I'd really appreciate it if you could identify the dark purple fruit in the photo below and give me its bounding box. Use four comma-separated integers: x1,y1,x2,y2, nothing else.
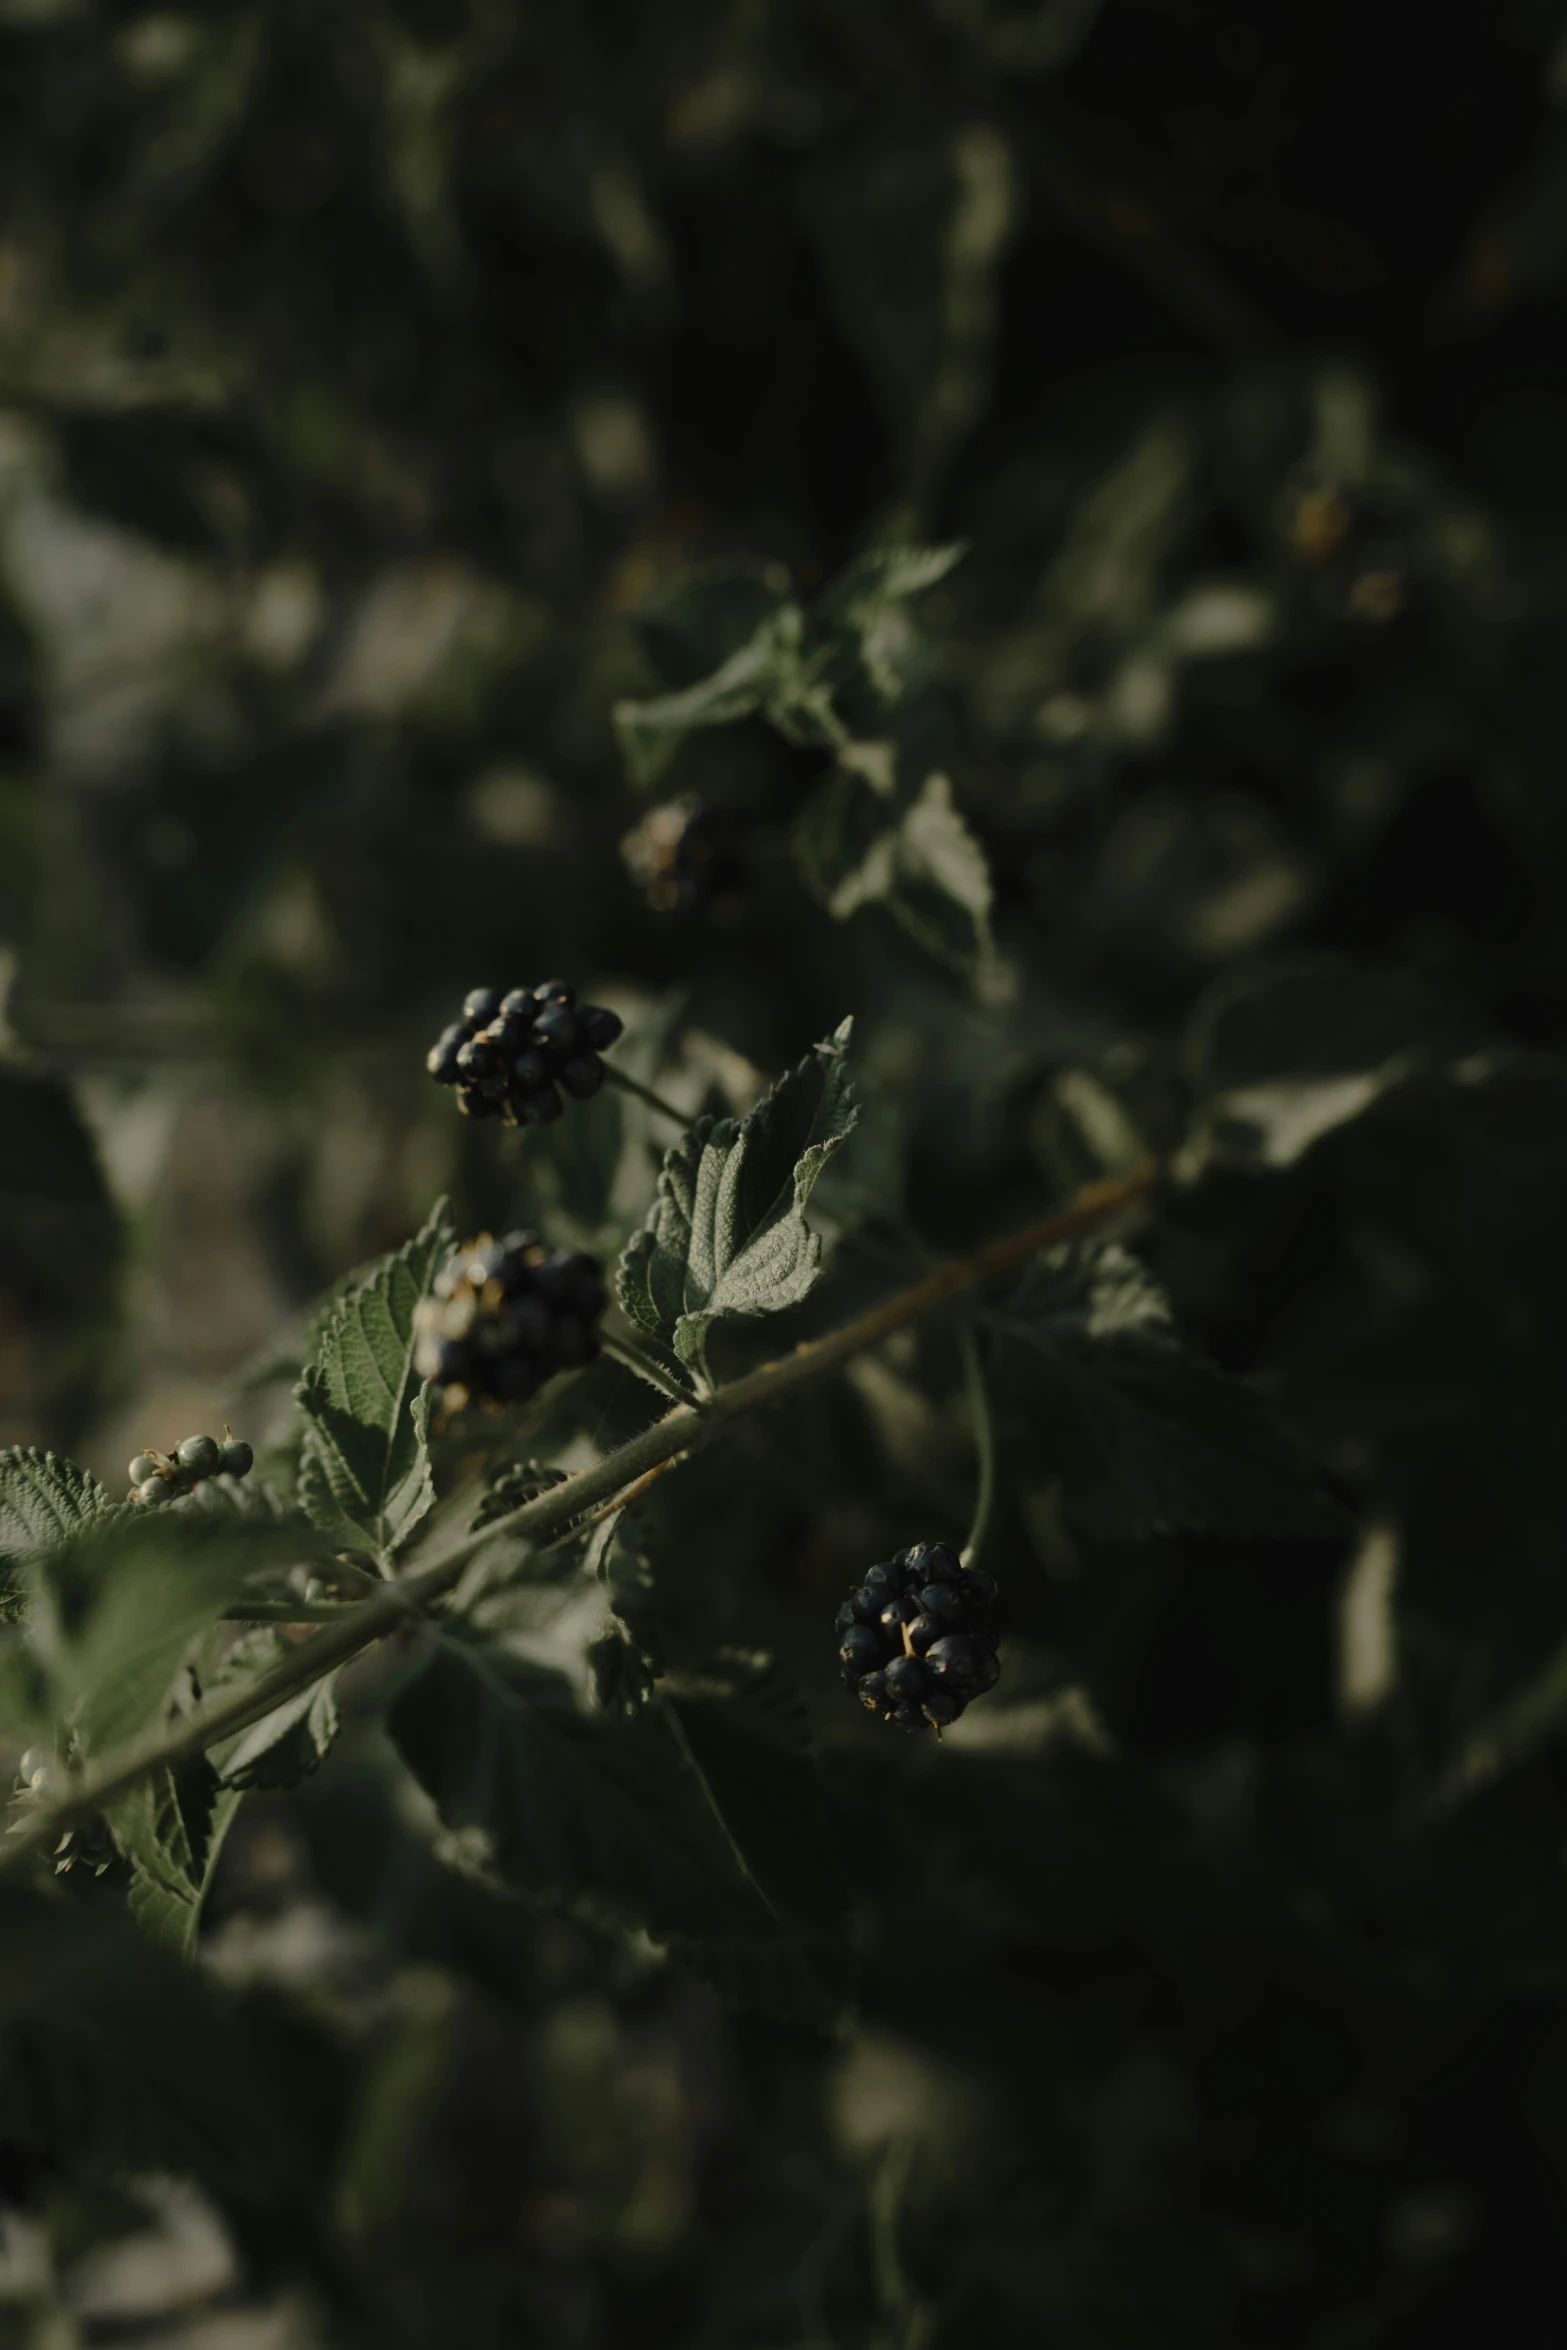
533,978,575,1005
560,1053,605,1099
427,1023,467,1082
919,1584,964,1629
857,1670,891,1713
922,1691,963,1727
884,1654,928,1703
905,1612,941,1654
904,1541,961,1586
463,988,502,1026
839,1625,886,1676
580,1005,623,1050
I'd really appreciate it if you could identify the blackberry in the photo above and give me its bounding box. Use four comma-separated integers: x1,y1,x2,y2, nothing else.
426,1023,467,1083
413,1229,607,1411
620,794,747,916
835,1541,1001,1733
425,982,627,1131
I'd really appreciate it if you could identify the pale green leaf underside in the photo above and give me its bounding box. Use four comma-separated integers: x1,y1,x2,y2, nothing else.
616,1022,858,1383
799,769,993,973
112,1763,241,1960
297,1196,454,1558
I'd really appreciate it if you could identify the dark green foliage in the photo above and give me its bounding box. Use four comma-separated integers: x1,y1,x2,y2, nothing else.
5,4,1567,2343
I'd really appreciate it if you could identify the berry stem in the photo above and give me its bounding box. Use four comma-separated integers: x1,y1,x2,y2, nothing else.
602,1062,690,1126
958,1322,997,1572
599,1328,696,1406
0,1161,1156,1880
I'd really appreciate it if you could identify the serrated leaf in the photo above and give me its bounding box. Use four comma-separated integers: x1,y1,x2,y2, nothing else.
110,1759,241,1959
0,1448,123,1620
388,1628,771,1939
26,1511,330,1761
296,1197,454,1560
994,1242,1343,1541
799,768,993,973
613,604,808,789
0,1448,122,1559
616,1023,859,1385
205,1628,342,1791
665,1654,851,1948
388,1628,851,2018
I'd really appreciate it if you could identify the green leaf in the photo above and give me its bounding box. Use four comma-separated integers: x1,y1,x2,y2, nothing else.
993,1242,1344,1541
296,1197,454,1560
613,603,811,789
616,1023,859,1385
388,1627,771,1939
1180,954,1491,1173
0,1883,305,2195
110,1759,241,1959
26,1510,329,1761
799,767,993,974
205,1628,342,1791
0,1448,123,1619
388,1628,852,2017
665,1653,851,1949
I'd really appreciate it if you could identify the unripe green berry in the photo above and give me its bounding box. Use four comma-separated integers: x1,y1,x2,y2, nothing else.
177,1434,222,1477
217,1439,254,1479
128,1452,160,1486
136,1476,174,1506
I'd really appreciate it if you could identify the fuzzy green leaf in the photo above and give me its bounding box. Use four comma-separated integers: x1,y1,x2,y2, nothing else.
799,767,993,973
0,1448,123,1621
27,1512,328,1761
206,1628,342,1791
389,1628,851,2018
995,1242,1344,1541
110,1759,241,1959
296,1197,454,1560
616,1022,858,1384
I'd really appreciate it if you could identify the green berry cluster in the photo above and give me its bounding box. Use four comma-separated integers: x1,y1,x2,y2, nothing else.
127,1426,253,1506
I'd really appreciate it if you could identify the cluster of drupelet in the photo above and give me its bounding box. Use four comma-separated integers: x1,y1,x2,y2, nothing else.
412,1231,608,1409
838,1541,1000,1732
127,1429,253,1506
426,981,623,1126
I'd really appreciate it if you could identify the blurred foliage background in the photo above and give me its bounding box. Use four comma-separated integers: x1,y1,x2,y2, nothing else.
8,0,1567,2343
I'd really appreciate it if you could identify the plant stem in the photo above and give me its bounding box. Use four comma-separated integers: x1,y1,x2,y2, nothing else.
603,1062,690,1126
0,1160,1157,1879
221,1602,360,1622
958,1322,996,1572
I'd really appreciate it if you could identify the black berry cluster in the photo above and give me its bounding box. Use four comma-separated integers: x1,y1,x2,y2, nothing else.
620,794,747,916
837,1541,1000,1733
128,1427,253,1506
426,981,624,1126
413,1231,607,1409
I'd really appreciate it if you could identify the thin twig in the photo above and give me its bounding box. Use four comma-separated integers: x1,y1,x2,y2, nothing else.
536,1452,690,1555
0,1160,1158,1878
221,1601,360,1623
602,1062,691,1126
958,1323,997,1573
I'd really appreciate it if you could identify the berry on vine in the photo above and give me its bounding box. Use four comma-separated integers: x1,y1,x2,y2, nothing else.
413,1230,607,1411
834,1543,1001,1734
425,983,625,1131
128,1425,253,1502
